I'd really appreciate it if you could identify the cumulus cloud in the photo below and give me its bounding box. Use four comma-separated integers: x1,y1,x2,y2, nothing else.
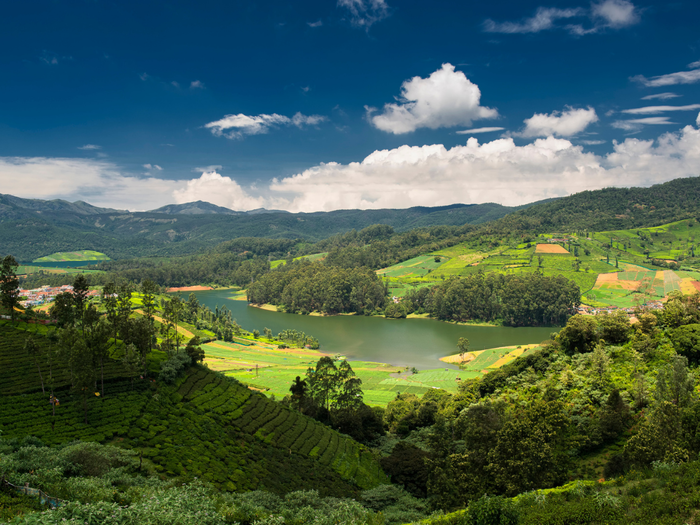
78,144,101,150
190,80,204,89
143,164,163,171
307,20,323,27
697,112,700,127
0,157,179,211
269,125,700,211
484,0,639,35
641,93,680,101
456,127,506,135
172,170,264,210
632,61,700,87
518,107,598,138
337,0,389,29
204,112,326,139
622,104,700,115
368,63,498,134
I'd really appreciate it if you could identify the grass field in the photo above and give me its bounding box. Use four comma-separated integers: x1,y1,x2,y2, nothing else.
377,255,446,278
270,252,328,269
33,250,110,262
202,338,474,405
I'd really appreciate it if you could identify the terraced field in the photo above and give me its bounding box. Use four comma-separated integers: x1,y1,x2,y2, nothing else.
0,323,387,493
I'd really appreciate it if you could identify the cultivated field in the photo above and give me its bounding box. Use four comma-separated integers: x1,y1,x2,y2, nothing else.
33,250,110,262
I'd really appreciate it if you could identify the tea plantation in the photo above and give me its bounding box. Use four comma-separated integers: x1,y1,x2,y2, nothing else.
0,323,387,496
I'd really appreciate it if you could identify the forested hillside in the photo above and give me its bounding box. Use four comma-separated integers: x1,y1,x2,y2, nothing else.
0,193,520,261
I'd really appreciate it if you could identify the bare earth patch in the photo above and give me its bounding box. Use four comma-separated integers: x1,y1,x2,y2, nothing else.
166,285,214,292
535,243,569,254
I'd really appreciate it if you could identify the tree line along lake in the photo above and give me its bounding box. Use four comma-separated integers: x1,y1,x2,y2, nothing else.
187,289,557,370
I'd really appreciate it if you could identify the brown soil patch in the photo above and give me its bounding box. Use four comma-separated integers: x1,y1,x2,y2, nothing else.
535,243,569,254
167,285,214,292
596,273,619,283
693,281,700,292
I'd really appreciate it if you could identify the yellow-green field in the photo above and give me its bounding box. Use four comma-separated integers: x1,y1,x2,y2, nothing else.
33,250,110,262
202,338,544,406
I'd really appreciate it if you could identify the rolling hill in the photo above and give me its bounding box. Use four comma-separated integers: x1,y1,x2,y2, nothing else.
0,194,527,261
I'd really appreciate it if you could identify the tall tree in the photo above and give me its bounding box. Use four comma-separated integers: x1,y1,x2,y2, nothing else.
24,336,45,394
140,279,158,354
0,255,20,322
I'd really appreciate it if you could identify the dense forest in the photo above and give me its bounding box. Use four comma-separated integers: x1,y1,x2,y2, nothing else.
247,262,388,315
400,272,580,326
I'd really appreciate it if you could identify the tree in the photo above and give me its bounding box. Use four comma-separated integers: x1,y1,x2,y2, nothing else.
140,279,158,354
101,282,119,347
185,336,205,363
306,356,338,412
289,376,307,411
556,314,599,354
122,343,143,389
457,337,470,364
0,255,20,322
487,399,572,496
334,360,363,411
24,336,45,394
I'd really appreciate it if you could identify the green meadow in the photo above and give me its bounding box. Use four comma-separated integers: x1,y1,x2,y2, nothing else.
33,250,111,262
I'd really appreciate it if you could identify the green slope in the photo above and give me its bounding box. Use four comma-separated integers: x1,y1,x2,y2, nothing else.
0,323,387,494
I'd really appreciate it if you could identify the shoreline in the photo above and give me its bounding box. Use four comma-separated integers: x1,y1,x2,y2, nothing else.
167,285,214,292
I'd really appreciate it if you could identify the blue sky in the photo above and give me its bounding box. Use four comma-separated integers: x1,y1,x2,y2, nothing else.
1,0,699,212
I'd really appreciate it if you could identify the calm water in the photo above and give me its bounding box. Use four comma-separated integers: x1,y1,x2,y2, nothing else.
183,289,557,370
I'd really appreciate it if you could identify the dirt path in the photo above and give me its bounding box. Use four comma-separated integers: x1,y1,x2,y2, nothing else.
135,310,195,339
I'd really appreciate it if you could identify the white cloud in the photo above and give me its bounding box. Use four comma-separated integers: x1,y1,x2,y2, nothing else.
0,157,179,211
632,64,700,87
697,112,700,127
77,144,101,150
143,164,163,171
173,170,264,210
456,127,506,134
337,0,389,29
171,81,180,88
579,140,606,145
484,0,639,35
592,0,639,28
611,116,676,131
484,7,583,34
307,20,323,27
518,107,598,137
4,125,700,213
190,80,205,89
368,63,498,134
204,112,326,139
139,73,149,81
622,104,700,115
641,93,680,101
269,125,700,211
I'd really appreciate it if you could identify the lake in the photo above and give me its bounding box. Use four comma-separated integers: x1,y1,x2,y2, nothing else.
184,289,558,370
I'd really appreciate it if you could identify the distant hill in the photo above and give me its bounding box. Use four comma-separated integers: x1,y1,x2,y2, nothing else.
149,201,291,215
0,194,526,260
149,200,240,215
500,176,700,233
